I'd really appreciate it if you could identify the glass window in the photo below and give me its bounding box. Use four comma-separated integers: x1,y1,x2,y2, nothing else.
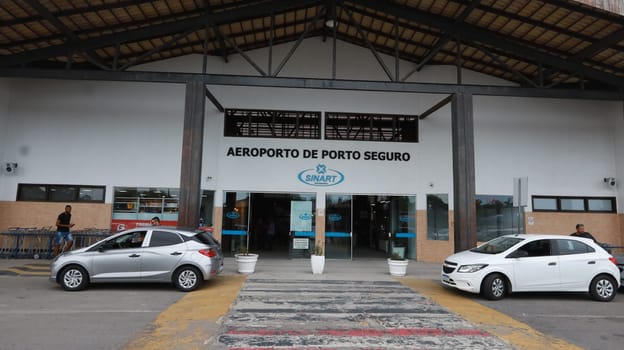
102,231,146,250
517,239,552,257
149,231,183,247
533,197,557,211
48,186,77,202
79,187,105,202
427,194,449,241
476,195,523,242
554,239,594,255
560,198,584,211
588,199,613,212
111,187,179,231
472,236,524,254
17,184,105,202
17,184,47,201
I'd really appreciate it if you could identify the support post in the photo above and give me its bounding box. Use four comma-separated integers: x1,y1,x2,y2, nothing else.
178,80,205,228
451,92,477,252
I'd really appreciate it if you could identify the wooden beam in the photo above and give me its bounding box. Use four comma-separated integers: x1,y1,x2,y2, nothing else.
451,92,477,252
178,81,205,228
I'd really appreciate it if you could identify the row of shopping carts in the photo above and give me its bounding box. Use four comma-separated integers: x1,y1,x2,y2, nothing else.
0,227,111,259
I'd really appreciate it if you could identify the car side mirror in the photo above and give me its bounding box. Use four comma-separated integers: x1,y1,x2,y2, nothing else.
507,250,528,259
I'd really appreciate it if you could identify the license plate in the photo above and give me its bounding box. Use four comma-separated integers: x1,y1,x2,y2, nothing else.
442,273,450,282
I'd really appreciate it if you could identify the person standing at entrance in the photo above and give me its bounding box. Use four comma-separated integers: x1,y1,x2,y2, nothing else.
53,205,75,256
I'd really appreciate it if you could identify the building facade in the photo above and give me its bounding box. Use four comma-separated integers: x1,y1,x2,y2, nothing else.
1,39,623,262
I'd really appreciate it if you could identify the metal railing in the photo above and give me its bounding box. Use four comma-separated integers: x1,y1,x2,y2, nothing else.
0,227,111,259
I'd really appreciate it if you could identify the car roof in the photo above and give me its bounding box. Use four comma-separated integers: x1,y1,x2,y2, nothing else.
123,226,197,236
498,234,595,242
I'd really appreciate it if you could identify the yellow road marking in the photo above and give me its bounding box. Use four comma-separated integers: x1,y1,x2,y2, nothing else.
123,274,247,350
401,279,583,350
23,264,51,271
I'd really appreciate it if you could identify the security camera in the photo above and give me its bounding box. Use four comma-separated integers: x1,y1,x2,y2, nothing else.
604,177,617,188
4,162,17,174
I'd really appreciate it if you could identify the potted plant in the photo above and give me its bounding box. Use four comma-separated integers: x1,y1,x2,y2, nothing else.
310,244,325,274
387,252,408,277
235,234,258,274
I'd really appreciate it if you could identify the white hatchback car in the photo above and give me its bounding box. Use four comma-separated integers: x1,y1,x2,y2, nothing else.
442,234,621,301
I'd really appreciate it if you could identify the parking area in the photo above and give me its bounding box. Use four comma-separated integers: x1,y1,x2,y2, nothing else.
0,258,623,349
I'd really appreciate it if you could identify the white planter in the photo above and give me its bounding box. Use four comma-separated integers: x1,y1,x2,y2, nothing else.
235,253,259,274
311,255,325,274
388,258,408,277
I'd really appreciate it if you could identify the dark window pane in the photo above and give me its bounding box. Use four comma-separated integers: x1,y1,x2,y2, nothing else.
150,231,183,247
17,185,47,201
476,195,522,241
555,239,594,255
427,194,449,240
517,239,551,257
49,186,77,202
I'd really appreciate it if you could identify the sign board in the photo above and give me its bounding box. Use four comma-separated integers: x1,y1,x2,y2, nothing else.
290,201,313,231
293,238,309,250
513,177,528,207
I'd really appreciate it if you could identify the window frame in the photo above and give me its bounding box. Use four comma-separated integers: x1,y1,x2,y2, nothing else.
325,111,419,142
532,195,616,213
17,183,106,203
224,108,321,139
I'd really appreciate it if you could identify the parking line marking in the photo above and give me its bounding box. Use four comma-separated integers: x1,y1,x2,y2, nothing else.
400,279,583,350
0,267,49,276
122,274,247,350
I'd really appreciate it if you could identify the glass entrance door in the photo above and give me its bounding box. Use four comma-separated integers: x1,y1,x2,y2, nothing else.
325,194,352,259
222,192,250,256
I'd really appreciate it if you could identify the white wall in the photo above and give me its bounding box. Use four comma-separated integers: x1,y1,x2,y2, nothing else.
0,38,621,213
0,79,12,199
615,102,624,212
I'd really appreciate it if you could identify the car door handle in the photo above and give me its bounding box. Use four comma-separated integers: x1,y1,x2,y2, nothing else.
129,254,141,258
170,252,183,256
548,262,557,266
588,261,596,265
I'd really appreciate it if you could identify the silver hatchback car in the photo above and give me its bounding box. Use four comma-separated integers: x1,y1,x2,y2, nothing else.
51,227,223,292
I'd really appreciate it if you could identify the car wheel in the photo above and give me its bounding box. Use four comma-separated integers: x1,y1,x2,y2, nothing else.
481,273,507,300
173,266,202,292
60,265,89,291
589,274,617,302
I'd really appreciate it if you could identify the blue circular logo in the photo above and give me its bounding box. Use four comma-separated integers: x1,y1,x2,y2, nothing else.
298,164,345,187
225,211,240,219
328,213,342,222
299,213,312,221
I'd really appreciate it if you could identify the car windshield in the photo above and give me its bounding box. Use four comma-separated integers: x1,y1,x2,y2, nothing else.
471,236,524,254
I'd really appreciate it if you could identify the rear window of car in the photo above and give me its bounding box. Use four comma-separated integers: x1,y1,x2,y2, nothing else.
192,231,220,246
471,236,524,254
149,230,184,247
554,239,595,255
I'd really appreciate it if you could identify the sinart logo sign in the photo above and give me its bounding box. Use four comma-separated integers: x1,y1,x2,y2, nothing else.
298,164,345,187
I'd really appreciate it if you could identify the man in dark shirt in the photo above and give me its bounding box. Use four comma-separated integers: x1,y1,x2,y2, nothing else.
570,224,597,242
54,205,75,256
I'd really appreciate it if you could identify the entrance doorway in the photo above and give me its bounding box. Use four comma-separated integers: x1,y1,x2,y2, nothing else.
326,194,416,259
221,191,316,258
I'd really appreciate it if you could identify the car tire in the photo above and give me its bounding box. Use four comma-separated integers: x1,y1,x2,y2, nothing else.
481,273,507,300
60,265,89,291
589,274,617,302
173,266,202,292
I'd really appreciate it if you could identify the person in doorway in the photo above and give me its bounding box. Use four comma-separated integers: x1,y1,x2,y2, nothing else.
151,216,161,226
53,205,75,256
570,224,597,242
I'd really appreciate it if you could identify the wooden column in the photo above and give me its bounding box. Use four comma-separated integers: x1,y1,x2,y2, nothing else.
451,92,477,252
178,80,205,228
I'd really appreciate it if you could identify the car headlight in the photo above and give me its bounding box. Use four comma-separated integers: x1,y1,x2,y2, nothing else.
457,264,488,273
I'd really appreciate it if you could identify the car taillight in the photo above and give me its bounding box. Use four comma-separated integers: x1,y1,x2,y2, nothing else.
609,256,618,265
199,248,217,258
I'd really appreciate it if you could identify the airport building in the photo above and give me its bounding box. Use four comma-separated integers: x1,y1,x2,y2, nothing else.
0,1,623,262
